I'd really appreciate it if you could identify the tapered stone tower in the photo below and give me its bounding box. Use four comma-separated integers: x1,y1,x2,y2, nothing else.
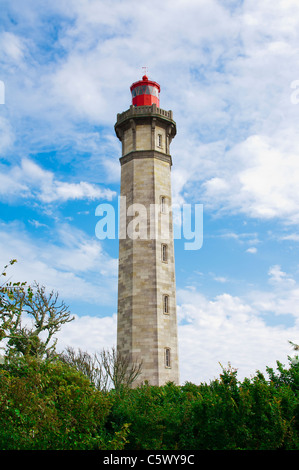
115,74,179,386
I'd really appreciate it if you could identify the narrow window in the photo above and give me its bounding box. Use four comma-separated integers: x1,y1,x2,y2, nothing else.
163,294,169,314
162,244,168,262
165,348,171,368
157,133,162,148
160,196,166,213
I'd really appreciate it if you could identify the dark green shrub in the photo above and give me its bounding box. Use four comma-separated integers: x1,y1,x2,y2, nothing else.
1,355,298,450
107,382,192,450
107,360,299,450
0,357,128,450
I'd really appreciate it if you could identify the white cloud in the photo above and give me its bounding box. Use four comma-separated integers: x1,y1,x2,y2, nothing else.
0,117,14,153
0,31,25,63
246,247,257,254
248,267,299,326
177,269,299,383
267,264,297,290
0,158,116,203
51,53,109,123
190,133,299,225
214,276,228,283
281,234,299,242
56,313,117,354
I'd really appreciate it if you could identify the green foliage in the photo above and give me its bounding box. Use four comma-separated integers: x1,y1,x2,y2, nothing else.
107,359,299,450
0,357,130,450
0,355,298,450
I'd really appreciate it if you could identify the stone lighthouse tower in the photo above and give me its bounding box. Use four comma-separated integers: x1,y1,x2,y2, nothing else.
115,74,179,386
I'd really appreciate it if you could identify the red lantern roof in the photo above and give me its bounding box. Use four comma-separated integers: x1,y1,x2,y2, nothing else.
130,75,160,107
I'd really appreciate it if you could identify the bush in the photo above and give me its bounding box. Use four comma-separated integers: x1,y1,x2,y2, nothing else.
0,355,298,450
107,360,299,450
107,382,193,450
0,357,128,450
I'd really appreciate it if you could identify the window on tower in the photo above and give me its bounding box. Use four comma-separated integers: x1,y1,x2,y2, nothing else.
165,348,171,368
157,133,162,148
160,196,166,213
162,244,168,262
163,294,169,314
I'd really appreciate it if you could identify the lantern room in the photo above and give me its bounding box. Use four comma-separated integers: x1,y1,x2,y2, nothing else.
130,75,160,107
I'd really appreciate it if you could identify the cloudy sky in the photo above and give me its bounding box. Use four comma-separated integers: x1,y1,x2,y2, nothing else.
1,0,299,384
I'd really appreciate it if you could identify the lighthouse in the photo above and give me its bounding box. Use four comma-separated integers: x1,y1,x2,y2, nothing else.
115,74,179,386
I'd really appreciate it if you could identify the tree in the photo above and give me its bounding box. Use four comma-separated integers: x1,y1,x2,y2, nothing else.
0,260,74,360
0,259,29,345
60,346,108,391
60,346,142,391
100,347,143,391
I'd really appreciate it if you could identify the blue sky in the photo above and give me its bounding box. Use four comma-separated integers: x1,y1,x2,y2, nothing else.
1,0,299,384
